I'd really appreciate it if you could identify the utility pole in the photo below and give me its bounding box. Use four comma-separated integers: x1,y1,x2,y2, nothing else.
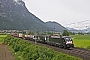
35,27,37,44
53,27,55,34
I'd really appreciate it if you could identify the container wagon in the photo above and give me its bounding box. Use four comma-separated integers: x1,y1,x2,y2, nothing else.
18,33,24,38
24,35,30,40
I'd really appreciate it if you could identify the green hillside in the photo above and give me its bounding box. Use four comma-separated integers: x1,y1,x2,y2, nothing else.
0,34,7,44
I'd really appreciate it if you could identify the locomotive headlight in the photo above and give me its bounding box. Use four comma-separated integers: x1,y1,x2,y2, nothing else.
45,36,46,40
66,41,72,44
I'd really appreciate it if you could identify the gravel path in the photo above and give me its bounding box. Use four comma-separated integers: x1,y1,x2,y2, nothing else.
0,45,15,60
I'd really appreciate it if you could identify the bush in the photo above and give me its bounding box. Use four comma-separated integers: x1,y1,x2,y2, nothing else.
62,30,69,36
87,46,90,49
4,35,81,60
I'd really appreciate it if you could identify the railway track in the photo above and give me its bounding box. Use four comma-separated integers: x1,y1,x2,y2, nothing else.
26,40,90,60
70,48,90,60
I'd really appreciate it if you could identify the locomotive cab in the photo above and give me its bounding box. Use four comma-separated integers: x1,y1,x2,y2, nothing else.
62,36,74,49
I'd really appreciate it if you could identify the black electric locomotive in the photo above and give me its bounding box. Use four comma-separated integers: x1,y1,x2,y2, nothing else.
37,35,74,49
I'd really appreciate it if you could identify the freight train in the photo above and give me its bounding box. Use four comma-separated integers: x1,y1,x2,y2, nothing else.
12,33,74,49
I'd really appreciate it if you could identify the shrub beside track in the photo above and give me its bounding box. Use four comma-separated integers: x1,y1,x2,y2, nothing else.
0,34,7,44
4,35,81,60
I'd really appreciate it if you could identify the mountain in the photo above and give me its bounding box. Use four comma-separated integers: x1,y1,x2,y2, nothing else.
0,0,66,32
46,21,67,32
0,0,52,31
66,27,86,33
83,28,90,33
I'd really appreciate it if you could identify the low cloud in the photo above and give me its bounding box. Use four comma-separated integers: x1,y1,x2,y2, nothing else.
14,0,23,5
14,0,18,2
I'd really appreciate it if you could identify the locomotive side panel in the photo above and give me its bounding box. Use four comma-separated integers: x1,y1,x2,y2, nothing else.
48,36,63,47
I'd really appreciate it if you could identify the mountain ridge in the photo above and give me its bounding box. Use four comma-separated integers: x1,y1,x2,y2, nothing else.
46,21,67,32
0,0,66,32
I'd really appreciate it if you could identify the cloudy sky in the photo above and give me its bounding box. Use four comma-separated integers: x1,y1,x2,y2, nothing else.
23,0,90,29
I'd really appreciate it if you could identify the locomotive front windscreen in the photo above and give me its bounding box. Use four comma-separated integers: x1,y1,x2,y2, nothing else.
65,37,73,44
65,37,72,41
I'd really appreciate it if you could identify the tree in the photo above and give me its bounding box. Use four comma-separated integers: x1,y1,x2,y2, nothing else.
27,31,34,35
78,32,84,35
69,32,75,35
62,30,69,36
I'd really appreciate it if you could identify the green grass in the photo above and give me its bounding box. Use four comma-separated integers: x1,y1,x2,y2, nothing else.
0,35,7,43
71,35,90,49
4,35,82,60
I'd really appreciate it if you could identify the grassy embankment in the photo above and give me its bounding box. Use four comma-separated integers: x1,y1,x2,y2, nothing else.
71,35,90,49
4,35,82,60
0,34,7,44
